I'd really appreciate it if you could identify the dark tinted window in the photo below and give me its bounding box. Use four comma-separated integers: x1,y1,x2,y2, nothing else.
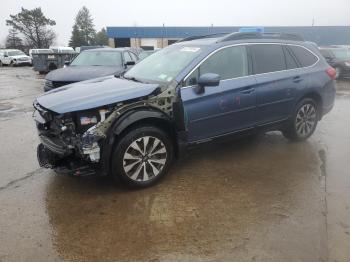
289,46,318,67
184,46,248,86
251,44,286,74
283,47,299,69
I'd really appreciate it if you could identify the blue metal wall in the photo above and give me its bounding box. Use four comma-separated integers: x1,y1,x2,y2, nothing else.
107,26,350,45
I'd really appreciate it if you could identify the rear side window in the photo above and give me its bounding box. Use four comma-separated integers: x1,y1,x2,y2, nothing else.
288,46,318,67
184,46,248,86
283,47,299,69
251,44,286,74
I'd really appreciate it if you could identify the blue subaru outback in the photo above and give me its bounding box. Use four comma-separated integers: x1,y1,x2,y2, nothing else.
34,32,336,187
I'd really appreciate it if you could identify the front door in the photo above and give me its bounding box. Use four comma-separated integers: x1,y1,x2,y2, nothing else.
181,45,257,142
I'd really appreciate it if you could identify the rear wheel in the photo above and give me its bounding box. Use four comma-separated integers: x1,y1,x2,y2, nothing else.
282,98,318,141
111,125,174,188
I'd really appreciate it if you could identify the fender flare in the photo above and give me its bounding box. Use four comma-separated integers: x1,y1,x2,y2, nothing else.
112,108,172,136
100,107,174,176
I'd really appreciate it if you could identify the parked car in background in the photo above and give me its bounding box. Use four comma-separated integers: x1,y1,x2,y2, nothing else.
34,31,335,188
43,48,139,91
319,46,350,78
0,49,31,67
138,50,157,60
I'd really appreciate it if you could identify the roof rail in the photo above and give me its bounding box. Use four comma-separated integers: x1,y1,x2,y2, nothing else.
218,32,304,42
177,33,229,43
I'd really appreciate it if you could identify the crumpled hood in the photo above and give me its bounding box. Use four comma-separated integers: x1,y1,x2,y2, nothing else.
46,66,124,82
36,76,160,114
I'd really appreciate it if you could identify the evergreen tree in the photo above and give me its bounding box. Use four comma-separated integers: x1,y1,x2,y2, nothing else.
69,6,96,47
95,28,108,46
5,28,23,49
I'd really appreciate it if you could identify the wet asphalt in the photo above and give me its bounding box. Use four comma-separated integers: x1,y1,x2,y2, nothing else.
0,67,349,262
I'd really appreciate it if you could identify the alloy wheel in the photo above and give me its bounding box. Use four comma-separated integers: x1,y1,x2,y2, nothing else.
295,103,317,138
122,136,167,182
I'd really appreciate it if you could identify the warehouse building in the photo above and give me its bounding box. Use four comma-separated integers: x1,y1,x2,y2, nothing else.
106,26,350,50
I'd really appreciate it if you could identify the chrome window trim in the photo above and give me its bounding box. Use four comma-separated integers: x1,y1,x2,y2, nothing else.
181,42,320,89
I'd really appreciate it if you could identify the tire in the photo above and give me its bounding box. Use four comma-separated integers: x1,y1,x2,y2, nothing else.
0,60,2,67
111,125,174,188
9,61,14,67
282,98,318,142
335,67,342,79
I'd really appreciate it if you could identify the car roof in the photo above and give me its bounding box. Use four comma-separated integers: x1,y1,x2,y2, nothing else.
176,32,306,48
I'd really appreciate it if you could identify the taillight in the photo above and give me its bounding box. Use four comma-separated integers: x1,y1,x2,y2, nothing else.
326,67,336,80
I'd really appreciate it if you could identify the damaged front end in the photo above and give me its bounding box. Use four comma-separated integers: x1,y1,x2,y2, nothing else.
33,80,178,177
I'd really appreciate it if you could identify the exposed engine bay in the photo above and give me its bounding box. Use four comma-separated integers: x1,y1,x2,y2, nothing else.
34,81,179,176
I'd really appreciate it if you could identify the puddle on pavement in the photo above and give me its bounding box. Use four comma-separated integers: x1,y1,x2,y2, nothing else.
44,133,325,261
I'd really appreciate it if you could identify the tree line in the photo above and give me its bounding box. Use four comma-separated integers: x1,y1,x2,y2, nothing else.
4,6,108,51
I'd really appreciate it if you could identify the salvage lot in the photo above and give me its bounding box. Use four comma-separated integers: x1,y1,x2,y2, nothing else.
0,67,350,262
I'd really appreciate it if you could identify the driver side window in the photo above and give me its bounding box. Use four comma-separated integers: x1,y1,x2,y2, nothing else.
184,46,248,87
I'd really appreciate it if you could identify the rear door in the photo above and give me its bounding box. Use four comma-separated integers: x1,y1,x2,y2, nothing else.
249,44,300,125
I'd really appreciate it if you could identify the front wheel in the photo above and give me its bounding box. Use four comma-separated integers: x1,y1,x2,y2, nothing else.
9,61,15,67
111,125,174,188
282,98,318,141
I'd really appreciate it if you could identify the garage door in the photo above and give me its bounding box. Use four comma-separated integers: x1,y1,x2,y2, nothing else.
141,38,158,49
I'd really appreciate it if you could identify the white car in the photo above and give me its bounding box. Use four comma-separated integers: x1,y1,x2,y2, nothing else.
0,49,32,67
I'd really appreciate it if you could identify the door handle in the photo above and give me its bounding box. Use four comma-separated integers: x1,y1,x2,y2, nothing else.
241,88,255,94
293,76,303,83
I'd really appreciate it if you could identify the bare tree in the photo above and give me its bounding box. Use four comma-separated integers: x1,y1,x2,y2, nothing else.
6,7,56,48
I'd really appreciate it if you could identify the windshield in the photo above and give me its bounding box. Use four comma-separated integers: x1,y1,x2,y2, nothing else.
124,45,203,83
71,51,122,66
332,49,350,60
139,51,154,60
8,51,25,56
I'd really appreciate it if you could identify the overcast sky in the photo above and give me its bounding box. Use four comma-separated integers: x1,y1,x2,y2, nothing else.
1,0,349,46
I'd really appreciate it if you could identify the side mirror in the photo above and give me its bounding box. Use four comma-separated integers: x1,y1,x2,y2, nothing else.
125,61,135,67
198,73,220,87
194,73,220,94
